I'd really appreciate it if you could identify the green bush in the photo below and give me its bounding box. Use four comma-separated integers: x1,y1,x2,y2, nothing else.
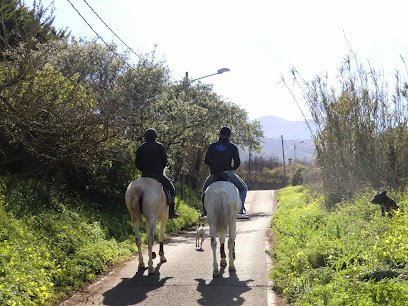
271,186,408,305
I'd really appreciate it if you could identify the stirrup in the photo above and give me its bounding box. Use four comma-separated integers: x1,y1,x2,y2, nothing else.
237,212,249,219
169,211,180,219
199,214,207,221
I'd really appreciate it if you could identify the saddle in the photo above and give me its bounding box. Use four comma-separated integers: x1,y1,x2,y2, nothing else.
141,173,171,206
212,171,230,182
202,172,231,203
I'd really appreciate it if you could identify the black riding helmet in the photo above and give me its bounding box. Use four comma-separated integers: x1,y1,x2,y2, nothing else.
219,126,231,138
144,128,158,141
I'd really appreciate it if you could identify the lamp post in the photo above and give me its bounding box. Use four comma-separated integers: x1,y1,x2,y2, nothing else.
293,140,304,162
281,135,286,179
179,67,230,193
248,146,252,190
185,67,230,84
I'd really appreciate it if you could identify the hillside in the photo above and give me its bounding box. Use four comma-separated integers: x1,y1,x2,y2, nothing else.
244,116,316,162
258,115,315,139
261,137,315,162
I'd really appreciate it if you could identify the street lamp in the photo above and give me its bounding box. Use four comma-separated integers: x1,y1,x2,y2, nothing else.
293,140,304,162
178,67,230,194
185,67,230,84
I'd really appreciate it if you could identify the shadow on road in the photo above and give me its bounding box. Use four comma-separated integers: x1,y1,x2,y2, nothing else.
195,268,253,305
102,262,173,305
243,211,269,219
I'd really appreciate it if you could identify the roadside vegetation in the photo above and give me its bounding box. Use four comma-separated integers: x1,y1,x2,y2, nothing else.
271,48,408,304
2,1,408,305
0,175,200,305
0,1,257,304
272,186,408,305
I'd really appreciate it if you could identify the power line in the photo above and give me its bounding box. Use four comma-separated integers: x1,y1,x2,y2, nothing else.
65,0,106,45
65,0,134,69
81,0,142,59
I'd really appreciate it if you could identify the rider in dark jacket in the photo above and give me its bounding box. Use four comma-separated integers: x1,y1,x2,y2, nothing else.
201,127,248,219
135,128,179,218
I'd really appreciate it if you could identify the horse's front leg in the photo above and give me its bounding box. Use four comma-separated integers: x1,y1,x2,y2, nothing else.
158,219,167,263
133,218,145,269
219,235,227,267
146,221,156,274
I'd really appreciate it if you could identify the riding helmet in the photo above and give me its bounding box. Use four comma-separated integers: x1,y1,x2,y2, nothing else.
144,128,158,140
219,126,231,138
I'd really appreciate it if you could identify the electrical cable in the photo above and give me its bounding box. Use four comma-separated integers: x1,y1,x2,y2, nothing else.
65,0,134,69
81,0,141,59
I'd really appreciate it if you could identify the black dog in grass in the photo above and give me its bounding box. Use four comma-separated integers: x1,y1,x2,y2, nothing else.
371,190,400,217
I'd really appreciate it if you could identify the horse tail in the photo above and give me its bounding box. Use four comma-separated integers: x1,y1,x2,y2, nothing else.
126,184,143,224
216,192,228,235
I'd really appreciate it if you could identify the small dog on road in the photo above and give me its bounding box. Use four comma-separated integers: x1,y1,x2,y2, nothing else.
371,190,400,217
195,223,205,250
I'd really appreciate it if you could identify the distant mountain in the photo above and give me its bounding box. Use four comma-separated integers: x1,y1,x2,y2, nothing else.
259,138,315,162
257,115,315,140
241,116,316,162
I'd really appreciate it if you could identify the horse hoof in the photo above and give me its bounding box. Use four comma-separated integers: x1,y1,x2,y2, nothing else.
229,266,236,272
160,256,167,263
213,272,219,278
148,267,155,275
138,263,145,269
152,252,156,259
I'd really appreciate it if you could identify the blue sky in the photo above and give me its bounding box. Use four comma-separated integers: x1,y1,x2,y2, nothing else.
39,0,407,121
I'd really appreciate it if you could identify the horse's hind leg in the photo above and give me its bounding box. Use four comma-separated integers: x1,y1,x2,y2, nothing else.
209,225,219,277
158,218,167,263
133,218,145,269
228,239,236,272
228,222,237,272
219,235,227,267
146,221,156,274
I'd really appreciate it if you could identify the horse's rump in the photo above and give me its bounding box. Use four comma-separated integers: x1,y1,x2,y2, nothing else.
140,173,170,206
125,177,166,222
204,181,240,235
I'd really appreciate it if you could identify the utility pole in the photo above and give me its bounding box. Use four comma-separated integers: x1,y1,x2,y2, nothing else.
248,147,252,190
281,135,286,178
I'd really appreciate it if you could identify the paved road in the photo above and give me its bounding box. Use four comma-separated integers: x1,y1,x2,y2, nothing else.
60,190,285,306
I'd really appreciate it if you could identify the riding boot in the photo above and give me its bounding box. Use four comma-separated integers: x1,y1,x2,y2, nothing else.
169,199,179,219
202,194,207,216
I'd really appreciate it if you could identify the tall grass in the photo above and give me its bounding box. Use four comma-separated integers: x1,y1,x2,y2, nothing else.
287,55,408,207
271,186,408,305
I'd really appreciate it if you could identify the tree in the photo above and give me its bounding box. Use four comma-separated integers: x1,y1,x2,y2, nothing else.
149,82,263,189
0,0,65,54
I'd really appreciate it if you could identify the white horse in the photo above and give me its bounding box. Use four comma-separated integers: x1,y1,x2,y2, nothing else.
204,180,241,277
125,177,168,274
